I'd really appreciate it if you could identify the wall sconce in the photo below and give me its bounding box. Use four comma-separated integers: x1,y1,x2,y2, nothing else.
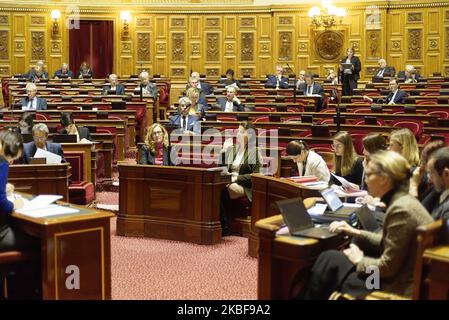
308,0,346,29
51,9,61,37
120,11,131,38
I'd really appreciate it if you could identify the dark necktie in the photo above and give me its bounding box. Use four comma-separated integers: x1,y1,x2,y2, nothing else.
182,116,187,130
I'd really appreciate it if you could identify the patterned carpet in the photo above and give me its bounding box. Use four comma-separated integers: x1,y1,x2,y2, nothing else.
96,153,258,300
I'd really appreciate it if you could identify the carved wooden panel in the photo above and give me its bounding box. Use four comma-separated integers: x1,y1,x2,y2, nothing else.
407,12,422,23
0,15,8,25
206,18,220,28
206,33,219,61
278,32,292,61
136,18,151,27
224,41,234,55
367,30,380,58
428,38,439,51
408,29,422,60
156,41,166,54
171,33,185,62
445,66,449,77
14,40,24,52
278,16,293,25
240,67,254,77
241,32,254,62
240,17,254,27
171,67,185,77
206,68,219,77
31,31,45,61
365,67,378,76
30,16,45,25
350,41,360,54
391,39,401,51
259,41,270,54
50,40,61,53
191,43,200,55
171,18,185,28
0,65,9,75
298,40,308,53
0,30,8,60
14,14,25,37
137,32,150,61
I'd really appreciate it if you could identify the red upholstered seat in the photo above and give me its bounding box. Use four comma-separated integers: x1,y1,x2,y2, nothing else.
319,118,334,125
349,131,369,155
35,113,50,120
426,110,449,119
390,119,424,137
69,181,95,205
353,118,386,126
254,116,270,123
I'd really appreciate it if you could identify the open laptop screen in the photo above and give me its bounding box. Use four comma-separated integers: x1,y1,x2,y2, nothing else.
320,188,343,212
276,197,313,233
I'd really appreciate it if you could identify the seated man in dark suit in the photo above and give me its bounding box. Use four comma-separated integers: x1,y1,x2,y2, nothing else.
385,79,408,105
298,72,325,112
53,62,74,79
216,86,245,112
22,123,66,164
101,73,125,95
59,113,92,142
266,65,289,89
24,60,49,81
427,147,449,221
373,58,396,78
20,82,47,110
185,72,214,95
169,97,201,134
219,68,241,89
397,65,421,83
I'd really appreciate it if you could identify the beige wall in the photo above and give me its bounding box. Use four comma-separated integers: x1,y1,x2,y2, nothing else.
0,0,447,79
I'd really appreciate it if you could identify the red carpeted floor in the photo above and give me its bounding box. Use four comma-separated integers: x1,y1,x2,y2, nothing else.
96,157,258,300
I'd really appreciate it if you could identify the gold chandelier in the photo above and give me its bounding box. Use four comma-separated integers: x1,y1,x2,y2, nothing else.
308,0,347,29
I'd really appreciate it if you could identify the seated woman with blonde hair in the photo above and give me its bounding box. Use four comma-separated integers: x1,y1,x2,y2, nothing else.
388,128,420,168
303,150,433,299
139,123,172,166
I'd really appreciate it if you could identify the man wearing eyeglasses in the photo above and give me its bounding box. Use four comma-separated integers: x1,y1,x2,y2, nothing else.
21,123,66,164
20,83,47,110
169,97,200,134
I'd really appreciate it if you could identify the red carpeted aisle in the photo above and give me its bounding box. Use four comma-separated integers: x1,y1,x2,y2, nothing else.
96,153,257,300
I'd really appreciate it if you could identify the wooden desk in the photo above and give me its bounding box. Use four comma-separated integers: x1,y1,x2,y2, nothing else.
249,174,320,258
256,212,347,300
117,164,231,244
12,200,113,299
422,245,449,299
9,164,70,202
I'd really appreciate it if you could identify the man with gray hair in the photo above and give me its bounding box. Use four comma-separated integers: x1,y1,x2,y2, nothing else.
427,146,449,221
185,71,213,95
374,58,395,78
22,123,66,164
20,82,47,110
54,62,74,79
397,65,421,83
135,71,158,98
102,73,125,95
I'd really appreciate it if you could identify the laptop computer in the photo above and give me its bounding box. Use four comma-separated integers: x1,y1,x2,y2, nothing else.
356,205,381,232
320,187,361,216
276,197,337,240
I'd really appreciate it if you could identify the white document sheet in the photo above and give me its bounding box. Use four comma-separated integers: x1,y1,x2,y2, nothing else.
23,195,63,209
34,148,62,164
16,204,79,218
331,173,360,191
307,203,328,216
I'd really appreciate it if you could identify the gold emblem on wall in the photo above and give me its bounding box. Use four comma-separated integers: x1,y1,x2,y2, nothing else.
315,30,343,61
206,68,219,76
0,30,9,60
0,66,9,75
137,33,150,61
31,31,45,61
172,33,185,62
240,17,254,27
241,33,254,62
136,18,150,27
446,28,449,59
206,33,219,61
278,32,292,61
30,16,45,25
408,29,422,60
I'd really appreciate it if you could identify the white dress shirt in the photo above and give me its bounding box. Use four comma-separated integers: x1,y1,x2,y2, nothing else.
388,90,398,105
225,100,234,112
23,98,37,110
295,150,330,182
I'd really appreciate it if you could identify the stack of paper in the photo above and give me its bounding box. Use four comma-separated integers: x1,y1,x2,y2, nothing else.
34,148,62,164
15,194,80,218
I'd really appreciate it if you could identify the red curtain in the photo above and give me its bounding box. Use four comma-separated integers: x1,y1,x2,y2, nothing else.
69,20,113,78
